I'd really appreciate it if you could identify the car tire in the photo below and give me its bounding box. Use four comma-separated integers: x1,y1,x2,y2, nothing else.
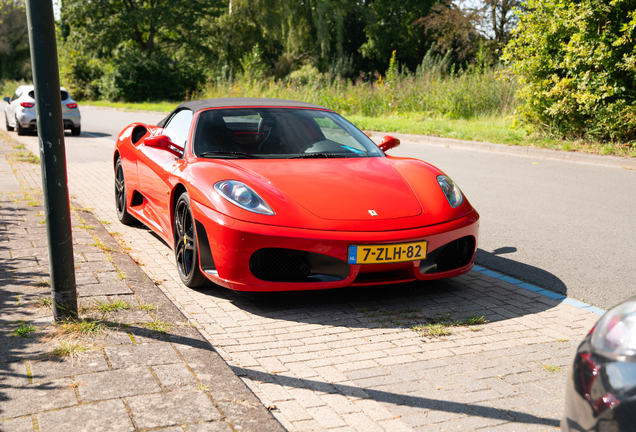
115,158,137,225
71,125,81,136
15,117,25,136
174,192,209,288
5,115,14,132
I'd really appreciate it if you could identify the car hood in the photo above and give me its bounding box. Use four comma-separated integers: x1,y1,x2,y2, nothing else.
242,157,422,221
185,155,474,231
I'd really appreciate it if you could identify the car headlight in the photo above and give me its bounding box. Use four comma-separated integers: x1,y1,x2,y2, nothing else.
437,175,464,208
214,180,275,215
591,298,636,360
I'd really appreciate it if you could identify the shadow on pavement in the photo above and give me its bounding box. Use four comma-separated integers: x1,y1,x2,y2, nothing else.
1,312,560,428
475,247,568,296
231,367,560,428
191,265,562,332
79,131,113,139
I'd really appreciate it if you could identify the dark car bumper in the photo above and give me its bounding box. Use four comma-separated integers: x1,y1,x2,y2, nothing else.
562,336,636,432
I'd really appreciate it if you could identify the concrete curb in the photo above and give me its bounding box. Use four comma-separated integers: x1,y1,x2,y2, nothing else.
367,131,636,169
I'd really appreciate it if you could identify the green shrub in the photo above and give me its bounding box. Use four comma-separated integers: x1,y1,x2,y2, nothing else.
0,79,27,98
503,0,636,142
100,49,205,102
58,40,104,101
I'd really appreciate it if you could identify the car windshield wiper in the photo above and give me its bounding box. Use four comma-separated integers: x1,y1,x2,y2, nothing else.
198,151,261,159
292,153,349,159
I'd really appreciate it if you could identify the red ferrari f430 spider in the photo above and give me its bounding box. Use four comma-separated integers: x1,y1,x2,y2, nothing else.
114,98,479,292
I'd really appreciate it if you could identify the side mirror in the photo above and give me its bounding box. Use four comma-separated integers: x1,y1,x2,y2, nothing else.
144,134,183,157
378,135,400,153
3,97,9,103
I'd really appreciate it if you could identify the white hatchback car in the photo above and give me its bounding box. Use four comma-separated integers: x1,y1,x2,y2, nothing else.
4,85,81,136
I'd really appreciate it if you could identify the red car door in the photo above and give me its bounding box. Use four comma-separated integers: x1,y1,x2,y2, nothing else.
137,109,193,240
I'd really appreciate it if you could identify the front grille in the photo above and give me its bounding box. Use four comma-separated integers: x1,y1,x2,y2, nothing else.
435,236,475,272
249,248,350,282
250,248,311,282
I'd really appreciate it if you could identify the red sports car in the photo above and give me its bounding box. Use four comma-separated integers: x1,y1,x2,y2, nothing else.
114,98,479,291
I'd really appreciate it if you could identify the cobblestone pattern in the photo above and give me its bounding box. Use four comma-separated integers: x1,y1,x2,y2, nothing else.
7,131,601,431
0,135,283,431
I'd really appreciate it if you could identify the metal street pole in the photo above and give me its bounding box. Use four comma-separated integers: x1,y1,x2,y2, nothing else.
25,0,78,320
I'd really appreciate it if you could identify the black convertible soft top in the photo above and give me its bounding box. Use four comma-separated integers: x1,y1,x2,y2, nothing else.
157,98,330,127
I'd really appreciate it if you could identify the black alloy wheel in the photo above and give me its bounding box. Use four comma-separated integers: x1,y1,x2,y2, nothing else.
71,125,81,136
5,115,14,131
174,192,208,287
115,158,136,225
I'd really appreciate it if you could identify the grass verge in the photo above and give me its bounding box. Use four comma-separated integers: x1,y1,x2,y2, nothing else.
412,314,486,338
542,364,562,373
349,114,636,158
53,341,90,360
11,322,38,337
82,100,177,114
96,299,131,313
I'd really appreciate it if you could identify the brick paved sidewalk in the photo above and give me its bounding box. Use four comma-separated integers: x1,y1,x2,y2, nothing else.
0,137,283,431
5,130,603,431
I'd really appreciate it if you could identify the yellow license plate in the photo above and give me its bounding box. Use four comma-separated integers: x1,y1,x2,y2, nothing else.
348,241,427,264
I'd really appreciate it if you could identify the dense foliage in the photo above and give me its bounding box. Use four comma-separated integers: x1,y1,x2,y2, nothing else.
0,0,521,119
0,0,30,81
53,0,520,102
203,49,518,120
503,0,636,142
58,0,224,101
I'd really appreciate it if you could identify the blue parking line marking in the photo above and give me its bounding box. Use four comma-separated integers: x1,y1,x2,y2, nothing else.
472,266,606,316
582,306,606,316
518,283,543,292
563,298,590,308
499,276,523,285
537,290,566,300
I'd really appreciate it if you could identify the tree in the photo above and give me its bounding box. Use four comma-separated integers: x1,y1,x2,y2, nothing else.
216,0,369,78
360,0,438,72
415,0,483,64
61,0,223,55
0,0,30,80
481,0,521,48
59,0,224,101
503,0,636,141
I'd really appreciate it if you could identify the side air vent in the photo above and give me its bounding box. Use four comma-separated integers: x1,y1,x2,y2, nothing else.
420,236,476,274
131,190,144,207
195,221,216,273
132,125,148,144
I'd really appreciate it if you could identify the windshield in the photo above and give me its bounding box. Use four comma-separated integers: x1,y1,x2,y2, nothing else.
193,108,384,159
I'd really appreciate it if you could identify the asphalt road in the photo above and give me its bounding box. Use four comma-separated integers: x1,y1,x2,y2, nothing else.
389,143,636,310
5,104,636,310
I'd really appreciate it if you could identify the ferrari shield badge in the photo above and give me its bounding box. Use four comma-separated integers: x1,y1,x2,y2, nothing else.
368,210,377,216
